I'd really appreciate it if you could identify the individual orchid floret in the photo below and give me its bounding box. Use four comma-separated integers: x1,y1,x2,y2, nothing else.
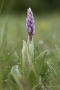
26,8,35,40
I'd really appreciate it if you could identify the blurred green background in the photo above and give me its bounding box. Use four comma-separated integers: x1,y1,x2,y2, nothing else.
0,0,60,90
0,0,60,14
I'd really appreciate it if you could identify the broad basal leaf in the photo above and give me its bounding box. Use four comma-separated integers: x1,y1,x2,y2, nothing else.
33,50,47,75
10,65,24,90
22,40,31,78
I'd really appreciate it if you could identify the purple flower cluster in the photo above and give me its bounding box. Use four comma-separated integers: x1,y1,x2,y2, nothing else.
26,8,35,40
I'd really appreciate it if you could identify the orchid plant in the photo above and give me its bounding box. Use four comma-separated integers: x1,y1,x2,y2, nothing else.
10,8,56,90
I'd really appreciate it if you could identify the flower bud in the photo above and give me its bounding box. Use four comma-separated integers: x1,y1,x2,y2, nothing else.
26,8,35,40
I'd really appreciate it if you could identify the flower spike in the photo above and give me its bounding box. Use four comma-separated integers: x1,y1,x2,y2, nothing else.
26,8,35,40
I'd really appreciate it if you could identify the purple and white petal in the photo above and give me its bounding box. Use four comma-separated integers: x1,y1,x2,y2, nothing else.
26,8,35,40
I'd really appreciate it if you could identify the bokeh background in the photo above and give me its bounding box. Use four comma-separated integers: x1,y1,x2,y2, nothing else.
0,0,60,14
0,0,60,90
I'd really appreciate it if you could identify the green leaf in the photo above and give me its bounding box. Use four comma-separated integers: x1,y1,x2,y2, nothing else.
27,36,34,62
10,65,24,90
33,50,47,75
22,40,31,78
28,69,38,90
28,50,47,89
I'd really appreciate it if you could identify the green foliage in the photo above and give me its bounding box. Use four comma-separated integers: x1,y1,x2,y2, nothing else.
0,15,60,90
33,50,47,75
10,37,48,90
10,65,23,90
